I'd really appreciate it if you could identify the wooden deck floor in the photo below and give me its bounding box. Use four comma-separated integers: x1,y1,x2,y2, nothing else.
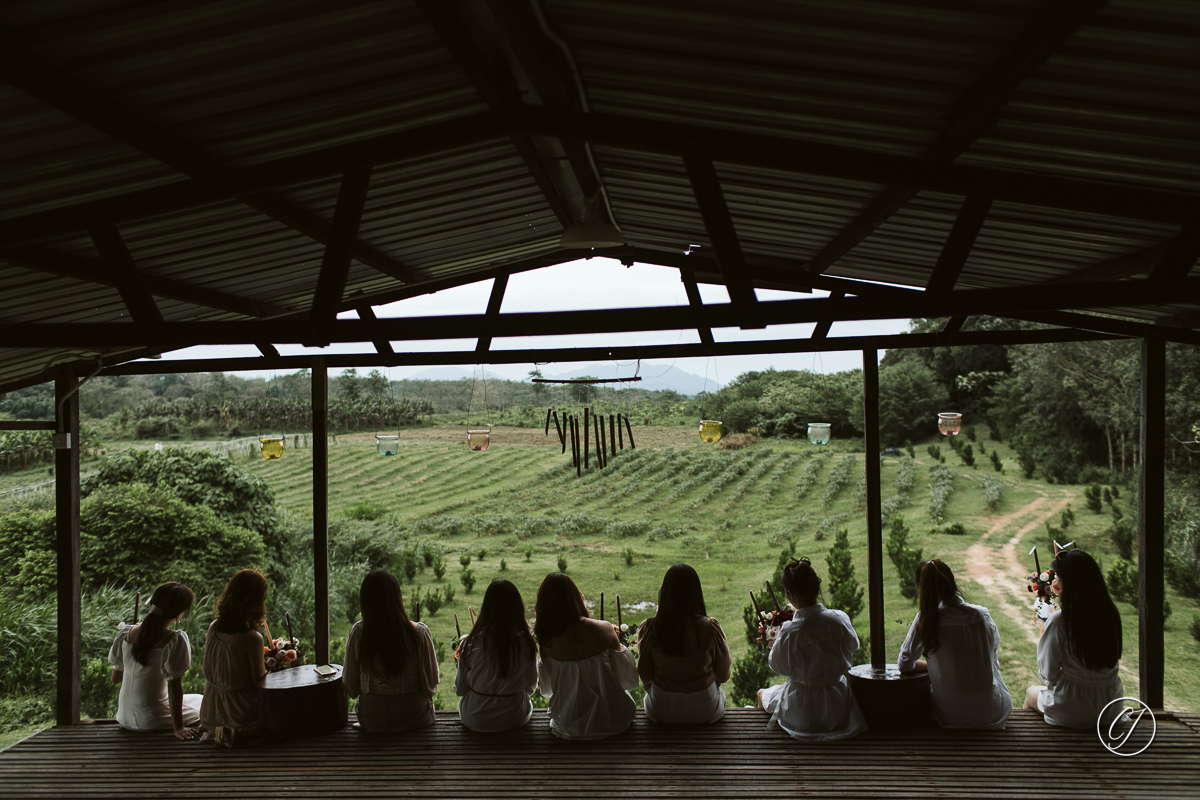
2,709,1197,799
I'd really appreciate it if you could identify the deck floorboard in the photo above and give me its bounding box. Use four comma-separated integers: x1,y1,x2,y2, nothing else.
2,709,1197,799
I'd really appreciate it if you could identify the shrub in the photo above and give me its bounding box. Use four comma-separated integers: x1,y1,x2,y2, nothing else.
423,588,443,616
433,555,447,580
980,474,1002,511
1018,451,1036,479
886,516,923,603
927,465,955,522
500,559,507,571
926,444,941,461
1102,487,1113,506
960,443,975,467
524,547,533,562
1061,504,1075,529
1191,616,1200,644
826,529,864,620
729,649,774,707
459,553,472,569
1106,559,1137,604
443,584,456,605
623,547,634,566
822,455,857,507
476,548,487,561
460,568,476,594
343,502,388,521
990,450,1003,472
965,425,976,442
1085,484,1103,513
557,553,568,572
1111,521,1134,561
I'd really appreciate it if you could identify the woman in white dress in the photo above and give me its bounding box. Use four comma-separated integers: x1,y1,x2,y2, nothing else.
535,572,639,740
455,578,538,732
344,570,439,732
201,569,268,737
1024,549,1123,729
897,559,1011,729
108,582,202,738
757,557,867,742
636,563,731,724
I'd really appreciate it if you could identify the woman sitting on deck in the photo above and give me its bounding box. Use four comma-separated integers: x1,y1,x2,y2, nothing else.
200,569,268,738
108,582,202,739
455,578,539,732
897,559,1012,729
535,573,639,740
1024,549,1123,729
757,558,868,742
636,563,731,724
344,570,439,732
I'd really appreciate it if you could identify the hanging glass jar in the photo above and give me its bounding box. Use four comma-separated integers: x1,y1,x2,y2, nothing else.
698,420,722,443
807,422,831,445
259,436,284,459
376,434,399,457
937,412,963,436
467,428,491,451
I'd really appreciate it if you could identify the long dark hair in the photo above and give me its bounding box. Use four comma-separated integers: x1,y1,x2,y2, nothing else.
533,572,589,644
465,579,534,679
132,582,194,666
915,559,958,656
1053,549,1121,671
650,564,707,657
359,570,418,677
781,557,821,602
214,569,267,635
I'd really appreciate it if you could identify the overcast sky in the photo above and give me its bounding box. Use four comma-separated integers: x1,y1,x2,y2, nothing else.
157,257,913,388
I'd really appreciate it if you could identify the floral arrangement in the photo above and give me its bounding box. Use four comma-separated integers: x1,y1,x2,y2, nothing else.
756,607,794,649
263,614,303,673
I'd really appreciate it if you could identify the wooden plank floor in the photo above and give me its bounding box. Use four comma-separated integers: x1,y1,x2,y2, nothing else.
2,709,1197,799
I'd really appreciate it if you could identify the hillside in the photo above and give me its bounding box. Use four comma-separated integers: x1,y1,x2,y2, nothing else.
242,425,1200,714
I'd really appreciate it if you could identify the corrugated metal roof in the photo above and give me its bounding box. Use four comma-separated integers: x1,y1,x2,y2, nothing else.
0,0,1196,390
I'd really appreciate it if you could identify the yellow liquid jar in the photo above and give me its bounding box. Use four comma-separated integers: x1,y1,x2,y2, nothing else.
259,437,284,459
699,420,722,443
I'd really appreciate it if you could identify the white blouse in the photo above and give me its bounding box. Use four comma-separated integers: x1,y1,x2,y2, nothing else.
1037,611,1123,729
454,630,539,732
108,628,199,731
762,604,867,742
538,648,639,740
897,596,1012,730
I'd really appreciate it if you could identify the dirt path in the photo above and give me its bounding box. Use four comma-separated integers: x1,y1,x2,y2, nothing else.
965,488,1072,646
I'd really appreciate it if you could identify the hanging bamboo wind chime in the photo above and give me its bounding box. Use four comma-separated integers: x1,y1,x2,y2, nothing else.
534,376,641,477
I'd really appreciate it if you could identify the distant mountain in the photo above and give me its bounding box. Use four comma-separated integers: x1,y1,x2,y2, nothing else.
540,364,718,397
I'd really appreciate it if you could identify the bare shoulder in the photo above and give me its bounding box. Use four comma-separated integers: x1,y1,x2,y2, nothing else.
584,617,619,644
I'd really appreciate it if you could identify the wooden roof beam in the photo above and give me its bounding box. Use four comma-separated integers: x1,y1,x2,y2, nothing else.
684,156,758,312
354,305,394,357
7,277,1198,349
1148,223,1200,287
88,225,162,325
0,247,291,319
309,169,373,334
0,47,420,284
804,0,1107,274
679,268,714,346
475,274,510,354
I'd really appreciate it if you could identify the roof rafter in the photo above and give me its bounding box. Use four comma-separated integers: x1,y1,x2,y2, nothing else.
678,268,714,345
475,274,510,354
804,0,1108,274
309,168,373,331
354,304,394,356
0,46,420,284
683,156,758,310
88,225,163,325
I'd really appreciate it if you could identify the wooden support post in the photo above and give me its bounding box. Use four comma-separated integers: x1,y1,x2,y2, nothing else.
55,365,81,725
1138,335,1165,709
583,408,590,469
863,349,885,668
609,414,617,458
597,415,607,468
312,358,331,665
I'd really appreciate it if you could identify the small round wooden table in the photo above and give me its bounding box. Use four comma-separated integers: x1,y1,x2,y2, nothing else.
847,664,931,730
261,664,348,738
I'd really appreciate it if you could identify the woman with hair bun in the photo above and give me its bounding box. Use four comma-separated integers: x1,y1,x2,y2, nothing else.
897,559,1011,729
534,572,639,740
108,582,202,738
1024,549,1123,728
455,578,538,732
636,564,731,724
756,557,867,741
201,569,269,736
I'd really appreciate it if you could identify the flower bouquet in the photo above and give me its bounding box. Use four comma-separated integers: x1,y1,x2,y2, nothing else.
751,581,793,650
263,614,303,673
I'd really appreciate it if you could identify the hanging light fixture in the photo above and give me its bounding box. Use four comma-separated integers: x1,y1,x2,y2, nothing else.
807,423,831,445
559,192,624,249
937,413,963,436
260,436,284,459
376,434,400,457
698,420,723,443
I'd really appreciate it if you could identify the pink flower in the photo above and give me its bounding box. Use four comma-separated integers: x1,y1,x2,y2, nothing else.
266,657,277,668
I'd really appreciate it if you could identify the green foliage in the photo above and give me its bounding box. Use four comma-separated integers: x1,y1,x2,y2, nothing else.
1103,486,1113,505
499,558,508,572
872,360,950,446
1106,559,1137,604
343,501,388,521
1191,616,1200,644
524,547,533,562
822,455,857,507
959,443,975,467
460,568,476,594
1085,484,1103,513
729,649,774,707
926,444,941,461
459,553,472,569
990,450,1003,472
81,657,118,720
443,584,456,606
965,425,976,442
1018,451,1036,479
927,464,955,522
885,516,922,604
81,447,284,558
1111,520,1134,561
825,529,864,620
1061,504,1076,528
557,552,568,572
980,474,1002,511
476,548,487,561
793,453,828,501
422,587,444,616
623,547,634,566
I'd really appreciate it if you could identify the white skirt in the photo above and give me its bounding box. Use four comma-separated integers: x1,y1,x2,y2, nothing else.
643,683,726,725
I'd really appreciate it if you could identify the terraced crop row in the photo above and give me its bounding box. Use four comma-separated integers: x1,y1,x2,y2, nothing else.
794,453,829,501
721,451,788,511
760,453,804,502
821,455,857,507
649,450,754,511
606,450,697,507
684,448,774,511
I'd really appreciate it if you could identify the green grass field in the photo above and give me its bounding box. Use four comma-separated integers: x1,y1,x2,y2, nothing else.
240,426,1200,713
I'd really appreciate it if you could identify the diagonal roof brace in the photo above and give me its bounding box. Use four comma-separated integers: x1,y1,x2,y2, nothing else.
475,274,510,354
88,225,163,325
308,169,373,339
683,156,759,316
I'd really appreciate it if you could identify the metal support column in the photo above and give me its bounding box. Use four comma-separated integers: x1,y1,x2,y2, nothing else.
313,358,330,664
1138,335,1165,709
863,349,885,667
55,366,81,725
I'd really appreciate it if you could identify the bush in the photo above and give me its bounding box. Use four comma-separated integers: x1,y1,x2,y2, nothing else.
557,553,568,572
623,547,634,566
423,587,444,616
926,444,941,461
81,657,118,720
965,425,976,442
886,516,923,603
476,549,487,561
433,555,447,580
460,568,476,594
500,559,507,571
927,465,955,522
443,584,456,605
990,450,1003,472
960,443,975,467
1111,521,1134,561
524,547,533,562
1106,559,1138,604
1085,484,1103,513
1018,451,1036,479
343,502,388,521
1191,616,1200,644
980,474,1002,511
729,649,774,707
459,553,472,569
825,529,864,620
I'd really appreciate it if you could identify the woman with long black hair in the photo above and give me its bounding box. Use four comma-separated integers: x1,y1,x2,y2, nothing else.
897,559,1011,729
108,582,202,738
455,578,539,732
1024,549,1123,728
757,558,867,741
534,572,639,740
344,570,439,732
636,564,731,724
